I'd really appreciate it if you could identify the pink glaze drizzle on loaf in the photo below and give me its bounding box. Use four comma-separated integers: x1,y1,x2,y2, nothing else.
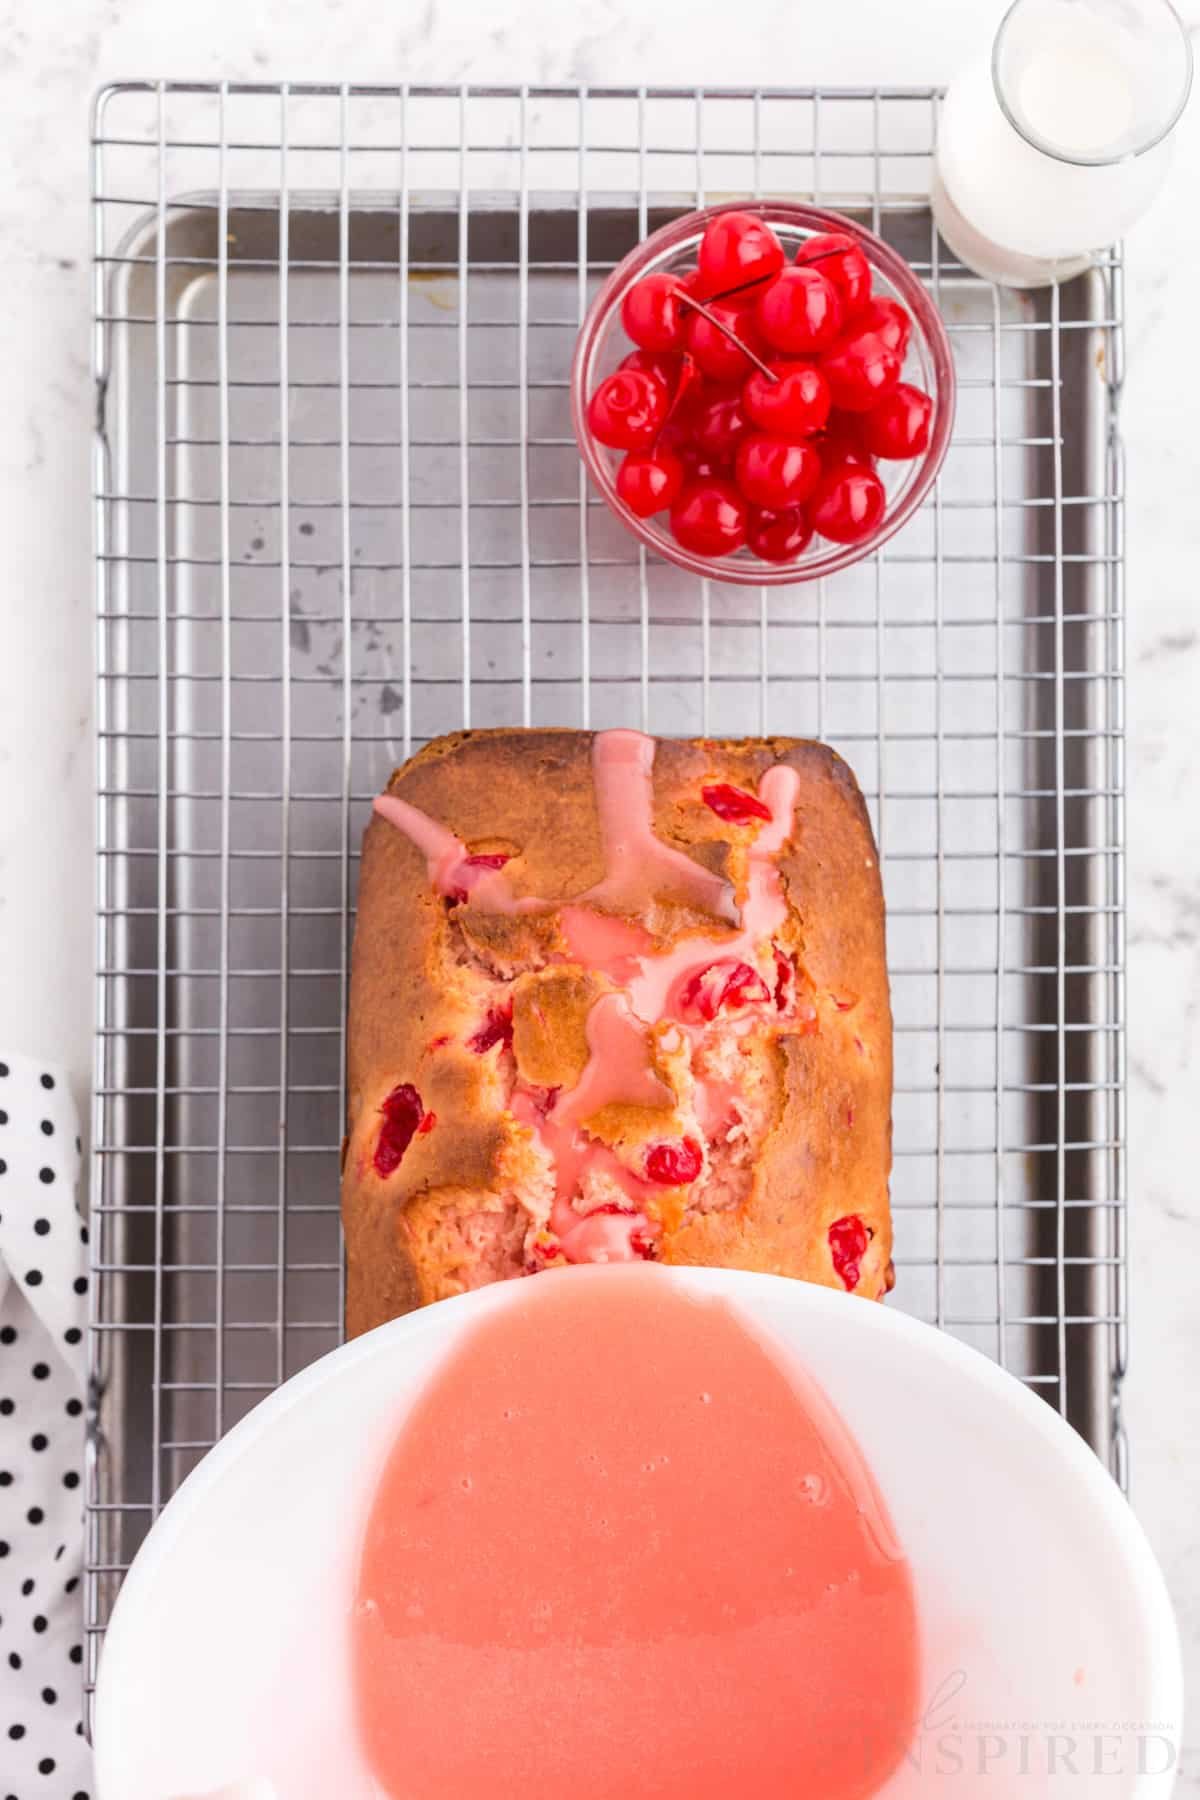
374,734,802,1271
373,794,534,912
554,992,675,1129
558,906,655,983
618,759,799,1027
373,793,465,891
577,728,738,922
527,992,674,1259
510,1085,655,1256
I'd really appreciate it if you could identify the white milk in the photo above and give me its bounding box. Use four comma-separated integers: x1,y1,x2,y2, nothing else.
933,0,1188,286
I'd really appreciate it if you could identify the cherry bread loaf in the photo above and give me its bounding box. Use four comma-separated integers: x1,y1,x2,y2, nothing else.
343,728,893,1336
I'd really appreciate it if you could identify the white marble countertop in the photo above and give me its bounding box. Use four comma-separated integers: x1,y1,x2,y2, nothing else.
3,0,1198,1780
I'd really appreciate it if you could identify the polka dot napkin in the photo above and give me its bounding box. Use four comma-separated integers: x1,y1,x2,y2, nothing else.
0,1053,92,1797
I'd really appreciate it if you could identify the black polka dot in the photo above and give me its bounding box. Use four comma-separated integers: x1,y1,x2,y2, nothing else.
0,1160,6,1176
0,1471,9,1487
0,1109,7,1124
0,1061,8,1075
27,1507,44,1525
64,1327,81,1345
63,1471,80,1490
34,1217,50,1236
40,1118,54,1136
69,1644,82,1664
21,1577,34,1596
75,1135,81,1153
33,1613,48,1633
41,1686,57,1704
64,1575,79,1594
80,1224,89,1244
7,1724,24,1740
25,1269,43,1287
38,1760,55,1776
40,1072,55,1090
0,1541,7,1557
73,1276,88,1295
7,1651,20,1669
53,1544,64,1562
31,1433,48,1452
0,1399,12,1415
66,1398,83,1417
32,1361,49,1380
38,1166,55,1185
0,1326,12,1343
74,1792,89,1799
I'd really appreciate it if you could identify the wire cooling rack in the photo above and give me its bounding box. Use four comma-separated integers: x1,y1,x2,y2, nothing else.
87,81,1127,1701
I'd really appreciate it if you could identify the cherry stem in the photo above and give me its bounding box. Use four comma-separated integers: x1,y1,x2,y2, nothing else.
703,272,775,306
675,289,779,384
687,246,844,308
665,245,848,388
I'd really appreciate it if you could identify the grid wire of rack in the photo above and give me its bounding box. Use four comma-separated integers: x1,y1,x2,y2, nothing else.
88,80,1127,1701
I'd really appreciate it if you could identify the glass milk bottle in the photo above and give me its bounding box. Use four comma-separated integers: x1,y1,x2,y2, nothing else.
933,0,1193,288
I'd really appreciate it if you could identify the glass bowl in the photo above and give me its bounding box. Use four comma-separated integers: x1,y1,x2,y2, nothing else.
571,201,956,585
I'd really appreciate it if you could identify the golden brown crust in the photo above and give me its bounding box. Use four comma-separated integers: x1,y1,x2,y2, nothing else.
511,968,600,1091
343,729,892,1335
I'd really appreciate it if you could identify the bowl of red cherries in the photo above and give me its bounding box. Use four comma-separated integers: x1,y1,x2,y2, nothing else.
572,202,955,583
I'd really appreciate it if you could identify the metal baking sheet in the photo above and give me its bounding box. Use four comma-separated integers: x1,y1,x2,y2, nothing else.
88,82,1126,1699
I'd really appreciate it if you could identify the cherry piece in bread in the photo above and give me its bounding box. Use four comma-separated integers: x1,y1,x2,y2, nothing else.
678,959,771,1022
374,1083,429,1177
587,368,668,449
468,1007,514,1055
810,462,887,545
828,1213,870,1290
742,360,831,438
701,782,773,823
794,231,872,320
670,478,749,557
756,266,843,356
621,272,688,352
450,850,511,903
697,210,785,296
734,434,822,510
772,944,794,1011
617,447,686,518
644,1137,704,1186
859,383,933,460
747,504,814,564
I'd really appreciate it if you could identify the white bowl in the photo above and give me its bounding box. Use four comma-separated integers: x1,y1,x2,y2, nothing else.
94,1266,1182,1800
